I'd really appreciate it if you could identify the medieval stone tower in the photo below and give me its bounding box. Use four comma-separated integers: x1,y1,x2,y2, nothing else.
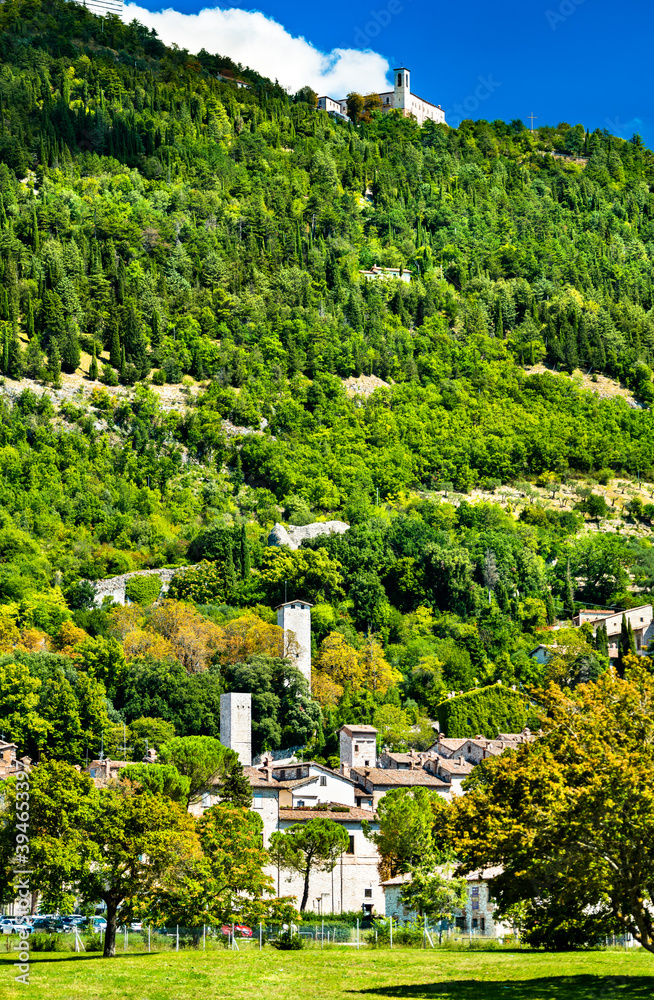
394,66,410,113
220,692,252,766
276,600,312,690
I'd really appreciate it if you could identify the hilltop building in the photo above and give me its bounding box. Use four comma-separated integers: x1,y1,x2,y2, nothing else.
318,67,445,127
73,0,124,17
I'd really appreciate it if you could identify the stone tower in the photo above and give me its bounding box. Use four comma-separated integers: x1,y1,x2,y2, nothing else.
394,66,410,113
220,692,251,767
276,600,312,690
339,724,378,770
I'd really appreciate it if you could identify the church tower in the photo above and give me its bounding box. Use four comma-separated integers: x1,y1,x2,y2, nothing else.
393,67,410,113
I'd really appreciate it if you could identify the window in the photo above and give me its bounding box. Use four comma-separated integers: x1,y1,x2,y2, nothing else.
347,835,355,855
472,918,478,929
354,744,359,752
364,761,370,767
89,768,96,778
320,775,327,786
480,918,486,933
297,800,305,808
364,888,372,898
253,793,263,809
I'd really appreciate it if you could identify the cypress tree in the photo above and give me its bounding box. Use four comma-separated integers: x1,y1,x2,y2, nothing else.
565,559,575,616
240,524,250,580
47,340,62,387
89,341,98,380
60,325,81,373
108,314,121,369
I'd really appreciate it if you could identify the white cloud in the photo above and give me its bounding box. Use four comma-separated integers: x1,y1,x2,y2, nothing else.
124,4,391,97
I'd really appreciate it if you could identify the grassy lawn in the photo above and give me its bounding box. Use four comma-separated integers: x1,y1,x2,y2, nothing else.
0,946,652,1000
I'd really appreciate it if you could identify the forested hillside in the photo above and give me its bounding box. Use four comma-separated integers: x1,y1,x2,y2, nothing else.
1,0,654,763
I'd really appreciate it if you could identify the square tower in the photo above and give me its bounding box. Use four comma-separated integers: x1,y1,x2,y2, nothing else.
276,600,312,690
339,724,378,769
220,692,251,766
393,66,410,113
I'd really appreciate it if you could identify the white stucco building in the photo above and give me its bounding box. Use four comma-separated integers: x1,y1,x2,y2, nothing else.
318,67,445,127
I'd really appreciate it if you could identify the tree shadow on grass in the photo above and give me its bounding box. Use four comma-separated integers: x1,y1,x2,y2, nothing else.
0,952,155,965
348,976,654,999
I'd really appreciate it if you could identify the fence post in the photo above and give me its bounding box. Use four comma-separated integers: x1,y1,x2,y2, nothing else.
357,918,359,950
203,924,206,951
321,918,323,950
259,922,262,951
124,925,128,952
148,925,151,953
390,916,393,950
423,913,426,949
176,925,179,952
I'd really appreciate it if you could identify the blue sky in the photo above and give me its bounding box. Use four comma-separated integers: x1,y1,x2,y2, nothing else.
125,0,653,146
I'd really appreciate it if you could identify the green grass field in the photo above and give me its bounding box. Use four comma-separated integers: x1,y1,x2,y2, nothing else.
0,946,652,1000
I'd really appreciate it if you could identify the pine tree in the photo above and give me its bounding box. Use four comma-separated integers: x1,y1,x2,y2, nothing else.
26,295,35,338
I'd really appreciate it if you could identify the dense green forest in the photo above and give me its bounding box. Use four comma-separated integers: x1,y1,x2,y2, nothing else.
1,0,654,764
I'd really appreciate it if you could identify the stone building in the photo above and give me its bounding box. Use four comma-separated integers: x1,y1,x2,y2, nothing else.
349,766,451,808
381,866,509,938
220,692,252,766
276,600,312,689
339,724,378,770
0,741,30,780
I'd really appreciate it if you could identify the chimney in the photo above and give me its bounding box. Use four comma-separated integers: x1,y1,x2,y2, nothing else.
341,762,350,779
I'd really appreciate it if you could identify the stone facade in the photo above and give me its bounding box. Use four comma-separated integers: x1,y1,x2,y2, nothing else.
268,520,349,551
91,566,187,606
276,600,312,689
220,692,252,767
382,867,509,938
339,725,378,770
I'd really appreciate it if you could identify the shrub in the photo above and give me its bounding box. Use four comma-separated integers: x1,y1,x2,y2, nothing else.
270,928,304,950
167,561,225,604
125,574,162,606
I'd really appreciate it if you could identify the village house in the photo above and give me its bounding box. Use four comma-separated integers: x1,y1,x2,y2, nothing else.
359,264,412,284
573,604,654,661
381,866,510,938
0,741,31,780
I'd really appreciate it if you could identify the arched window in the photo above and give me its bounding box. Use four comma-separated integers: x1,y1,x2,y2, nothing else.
397,73,402,87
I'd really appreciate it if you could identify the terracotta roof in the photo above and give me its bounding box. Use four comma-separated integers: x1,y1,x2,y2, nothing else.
428,737,467,754
279,805,375,822
432,758,474,776
380,873,412,887
351,767,449,788
382,866,503,888
340,724,378,736
243,766,307,790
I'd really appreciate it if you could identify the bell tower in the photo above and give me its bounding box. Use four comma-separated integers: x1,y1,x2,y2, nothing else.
393,66,410,112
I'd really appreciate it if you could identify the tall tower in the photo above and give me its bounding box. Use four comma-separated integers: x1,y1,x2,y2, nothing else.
276,600,312,690
393,67,410,113
220,693,252,767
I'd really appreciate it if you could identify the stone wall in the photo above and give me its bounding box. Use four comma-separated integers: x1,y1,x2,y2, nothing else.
92,566,189,606
268,521,349,550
